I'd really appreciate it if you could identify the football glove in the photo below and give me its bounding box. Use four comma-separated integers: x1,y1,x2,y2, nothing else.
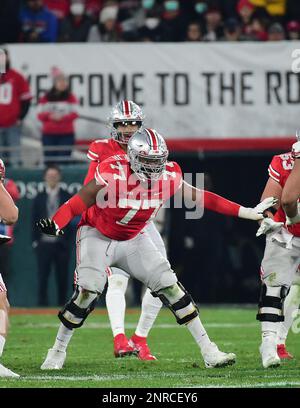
37,218,64,236
292,140,300,159
256,218,284,237
239,197,278,221
0,234,11,245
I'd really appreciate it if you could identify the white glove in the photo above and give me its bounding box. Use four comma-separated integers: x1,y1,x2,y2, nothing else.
292,140,300,159
256,218,283,237
238,197,278,221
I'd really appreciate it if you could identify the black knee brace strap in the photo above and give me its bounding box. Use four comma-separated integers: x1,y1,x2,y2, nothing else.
152,283,199,325
58,286,99,329
256,284,288,322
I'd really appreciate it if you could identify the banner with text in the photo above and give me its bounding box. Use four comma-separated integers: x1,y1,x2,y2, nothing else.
7,42,300,149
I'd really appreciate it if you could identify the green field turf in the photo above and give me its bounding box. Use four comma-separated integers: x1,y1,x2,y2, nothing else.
0,307,299,388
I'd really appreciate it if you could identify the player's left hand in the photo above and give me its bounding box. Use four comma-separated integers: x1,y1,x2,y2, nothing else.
251,197,279,220
37,218,64,236
256,217,284,237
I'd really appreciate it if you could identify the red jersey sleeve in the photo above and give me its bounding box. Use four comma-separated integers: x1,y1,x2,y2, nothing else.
17,72,32,101
268,156,283,186
37,95,50,122
87,140,100,162
94,161,111,187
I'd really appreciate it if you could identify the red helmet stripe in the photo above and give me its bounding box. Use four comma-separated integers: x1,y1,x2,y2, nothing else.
123,100,130,116
147,128,159,150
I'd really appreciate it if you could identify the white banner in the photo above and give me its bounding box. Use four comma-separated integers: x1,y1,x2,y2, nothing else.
7,42,300,142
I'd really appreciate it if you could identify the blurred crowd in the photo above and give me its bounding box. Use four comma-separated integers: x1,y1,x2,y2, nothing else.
0,0,300,44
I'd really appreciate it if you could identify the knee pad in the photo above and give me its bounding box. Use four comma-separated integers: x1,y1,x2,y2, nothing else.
256,283,289,323
58,285,100,329
107,274,128,294
152,282,198,325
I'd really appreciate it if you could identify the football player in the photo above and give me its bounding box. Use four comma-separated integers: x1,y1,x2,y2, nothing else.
84,100,163,360
38,128,276,370
256,139,300,367
0,159,19,378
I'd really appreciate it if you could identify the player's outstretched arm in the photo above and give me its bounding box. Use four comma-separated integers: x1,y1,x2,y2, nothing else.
181,181,277,221
37,179,103,236
281,153,300,224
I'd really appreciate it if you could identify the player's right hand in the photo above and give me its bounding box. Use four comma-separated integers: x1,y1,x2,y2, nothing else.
36,218,64,236
256,218,284,237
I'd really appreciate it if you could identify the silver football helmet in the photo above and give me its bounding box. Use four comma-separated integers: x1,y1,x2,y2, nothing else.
108,100,145,144
127,128,169,181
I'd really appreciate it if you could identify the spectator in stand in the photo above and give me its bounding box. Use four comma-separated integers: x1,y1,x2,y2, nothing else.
160,0,188,42
237,0,255,39
137,0,163,42
59,0,92,42
0,0,21,44
185,21,202,41
44,0,70,20
0,177,20,286
37,67,78,163
202,6,224,41
87,2,121,42
0,49,32,167
19,0,58,43
247,11,269,41
267,22,285,40
85,0,104,23
221,18,242,41
286,20,300,40
117,0,144,41
32,165,74,306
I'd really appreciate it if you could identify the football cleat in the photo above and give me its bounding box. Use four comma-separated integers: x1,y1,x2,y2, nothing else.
129,335,157,361
114,334,136,358
260,338,281,368
0,363,20,378
41,348,66,370
202,342,236,368
277,344,294,360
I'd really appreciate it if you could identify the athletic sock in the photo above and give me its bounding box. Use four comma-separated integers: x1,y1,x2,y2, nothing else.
135,288,162,338
0,335,5,357
186,318,212,353
277,284,300,344
53,323,74,352
106,275,128,337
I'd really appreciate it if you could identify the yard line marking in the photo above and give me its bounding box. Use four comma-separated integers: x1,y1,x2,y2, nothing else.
16,322,258,329
184,382,300,388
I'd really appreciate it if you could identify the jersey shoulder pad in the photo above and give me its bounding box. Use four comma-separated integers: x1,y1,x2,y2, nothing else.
87,139,109,161
95,154,129,186
268,152,293,184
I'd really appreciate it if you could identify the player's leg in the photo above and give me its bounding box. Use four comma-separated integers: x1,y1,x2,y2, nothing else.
129,223,164,360
118,233,236,368
105,268,137,357
0,275,19,378
257,239,299,368
41,226,108,370
276,268,300,359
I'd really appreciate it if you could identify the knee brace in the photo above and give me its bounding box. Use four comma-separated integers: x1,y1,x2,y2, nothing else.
152,282,198,325
58,285,100,329
256,283,289,323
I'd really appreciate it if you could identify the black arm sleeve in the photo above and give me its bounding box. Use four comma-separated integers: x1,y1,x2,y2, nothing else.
19,99,31,120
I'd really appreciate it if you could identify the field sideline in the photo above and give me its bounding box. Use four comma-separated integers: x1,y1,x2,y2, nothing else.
0,306,299,388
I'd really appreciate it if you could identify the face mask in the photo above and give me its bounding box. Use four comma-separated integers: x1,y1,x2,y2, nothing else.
164,1,179,12
142,0,155,9
145,17,160,29
70,3,84,16
195,3,207,14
